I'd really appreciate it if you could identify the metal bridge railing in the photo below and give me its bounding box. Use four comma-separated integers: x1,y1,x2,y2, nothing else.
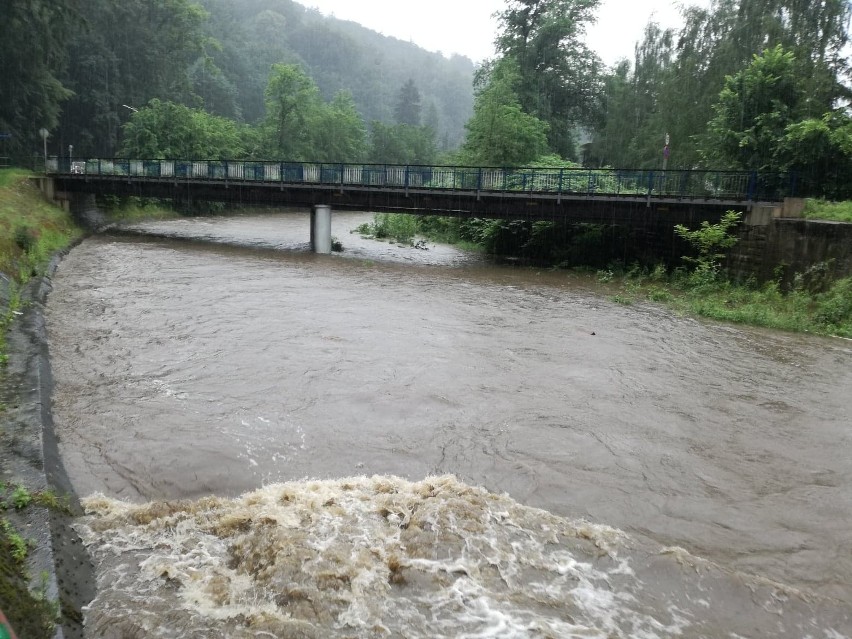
49,159,795,201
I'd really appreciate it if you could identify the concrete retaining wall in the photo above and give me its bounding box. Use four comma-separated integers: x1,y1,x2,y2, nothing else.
730,218,852,286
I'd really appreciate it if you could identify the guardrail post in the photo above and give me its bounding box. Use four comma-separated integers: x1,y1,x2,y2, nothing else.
646,171,655,207
746,171,757,201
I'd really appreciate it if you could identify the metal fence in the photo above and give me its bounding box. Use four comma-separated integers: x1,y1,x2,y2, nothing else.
48,158,795,201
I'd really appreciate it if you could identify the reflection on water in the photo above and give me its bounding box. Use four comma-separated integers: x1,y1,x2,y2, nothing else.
45,211,852,635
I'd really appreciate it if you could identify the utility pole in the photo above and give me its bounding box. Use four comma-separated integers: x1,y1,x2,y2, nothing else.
662,133,670,172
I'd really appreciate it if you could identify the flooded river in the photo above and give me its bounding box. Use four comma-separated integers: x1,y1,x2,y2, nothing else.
46,211,852,636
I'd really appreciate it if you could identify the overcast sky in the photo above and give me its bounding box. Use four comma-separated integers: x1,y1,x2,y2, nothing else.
302,0,707,66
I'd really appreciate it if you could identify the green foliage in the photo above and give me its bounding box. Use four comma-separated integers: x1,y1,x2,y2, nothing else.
0,0,77,158
589,24,675,168
311,92,367,163
0,170,81,366
496,0,603,158
779,112,852,199
603,266,852,337
120,99,248,159
32,490,71,514
0,169,33,189
259,64,368,162
356,214,419,244
803,199,852,223
674,211,742,277
369,123,436,165
4,0,474,160
460,61,550,166
394,79,422,127
8,486,32,511
1,520,28,563
263,63,322,159
592,0,851,173
60,0,210,156
99,198,179,223
813,278,852,329
700,45,801,171
194,0,474,149
1,516,57,638
13,227,35,252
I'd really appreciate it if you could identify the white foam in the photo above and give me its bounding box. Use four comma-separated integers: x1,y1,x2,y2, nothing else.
76,475,851,638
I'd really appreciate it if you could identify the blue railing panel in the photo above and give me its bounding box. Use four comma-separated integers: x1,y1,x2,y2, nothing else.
48,159,792,201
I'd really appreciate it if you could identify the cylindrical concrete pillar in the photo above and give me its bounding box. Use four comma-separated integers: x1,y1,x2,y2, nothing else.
311,204,332,254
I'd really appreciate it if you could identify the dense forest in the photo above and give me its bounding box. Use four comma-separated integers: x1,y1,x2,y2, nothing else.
1,0,850,196
1,0,474,163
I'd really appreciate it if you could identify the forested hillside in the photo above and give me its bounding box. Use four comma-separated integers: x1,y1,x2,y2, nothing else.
1,0,474,161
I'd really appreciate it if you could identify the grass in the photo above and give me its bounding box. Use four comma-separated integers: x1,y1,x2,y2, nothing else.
0,169,83,366
803,199,852,223
603,265,852,338
355,213,420,244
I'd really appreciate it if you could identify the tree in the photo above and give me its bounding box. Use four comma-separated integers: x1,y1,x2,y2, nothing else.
394,79,422,126
310,92,368,162
700,45,802,171
58,0,210,156
495,0,603,158
369,122,437,165
779,111,852,199
590,21,676,168
460,61,549,166
0,0,79,159
262,63,322,159
119,99,247,158
591,0,851,171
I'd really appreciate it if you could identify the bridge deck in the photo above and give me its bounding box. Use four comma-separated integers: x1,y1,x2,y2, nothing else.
49,159,790,222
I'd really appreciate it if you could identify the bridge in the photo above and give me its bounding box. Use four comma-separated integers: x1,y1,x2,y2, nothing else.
43,158,796,253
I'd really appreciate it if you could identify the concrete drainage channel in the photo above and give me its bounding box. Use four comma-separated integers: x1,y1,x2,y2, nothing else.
2,256,95,638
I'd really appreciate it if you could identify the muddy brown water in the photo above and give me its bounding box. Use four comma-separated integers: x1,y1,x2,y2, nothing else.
45,211,852,636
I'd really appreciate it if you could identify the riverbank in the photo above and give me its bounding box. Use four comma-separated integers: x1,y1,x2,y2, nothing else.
358,212,852,339
0,169,85,637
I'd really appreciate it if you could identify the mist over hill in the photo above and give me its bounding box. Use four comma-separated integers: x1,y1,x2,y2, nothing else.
197,0,475,149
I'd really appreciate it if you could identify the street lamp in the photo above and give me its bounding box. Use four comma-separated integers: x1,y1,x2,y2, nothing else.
39,128,49,173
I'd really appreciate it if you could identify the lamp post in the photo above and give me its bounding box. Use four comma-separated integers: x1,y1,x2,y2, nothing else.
39,128,49,173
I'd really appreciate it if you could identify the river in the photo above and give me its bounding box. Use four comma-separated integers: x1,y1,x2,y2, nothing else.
45,211,852,637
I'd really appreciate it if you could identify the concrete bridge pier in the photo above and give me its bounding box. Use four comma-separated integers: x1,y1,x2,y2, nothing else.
310,204,332,254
